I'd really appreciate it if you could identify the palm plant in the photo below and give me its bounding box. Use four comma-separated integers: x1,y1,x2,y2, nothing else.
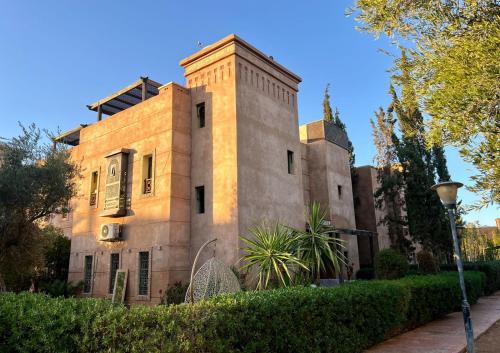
240,222,308,290
293,203,346,283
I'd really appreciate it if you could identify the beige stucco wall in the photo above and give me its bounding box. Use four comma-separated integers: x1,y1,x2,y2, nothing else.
304,139,359,272
182,35,305,271
64,82,191,304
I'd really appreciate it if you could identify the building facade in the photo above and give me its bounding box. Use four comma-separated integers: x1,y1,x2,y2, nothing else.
53,35,359,304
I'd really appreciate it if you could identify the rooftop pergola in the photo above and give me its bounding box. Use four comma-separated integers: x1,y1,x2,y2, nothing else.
87,77,162,121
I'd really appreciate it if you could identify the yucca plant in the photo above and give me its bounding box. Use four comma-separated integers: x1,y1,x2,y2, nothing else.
240,222,308,290
293,203,346,283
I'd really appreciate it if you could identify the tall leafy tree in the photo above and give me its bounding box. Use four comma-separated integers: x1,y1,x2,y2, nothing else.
350,0,500,207
0,124,79,290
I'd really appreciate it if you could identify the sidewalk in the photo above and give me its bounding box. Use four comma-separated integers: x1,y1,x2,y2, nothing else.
365,292,500,353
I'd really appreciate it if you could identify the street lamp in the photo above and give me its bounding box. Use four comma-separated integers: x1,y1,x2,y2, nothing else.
431,181,475,353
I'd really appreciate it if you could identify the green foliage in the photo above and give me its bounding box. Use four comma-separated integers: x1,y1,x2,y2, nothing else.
374,249,409,279
350,0,500,207
292,203,346,283
460,224,500,262
440,261,500,295
416,251,438,274
323,83,333,121
0,124,79,290
162,281,189,305
240,222,308,289
0,272,487,353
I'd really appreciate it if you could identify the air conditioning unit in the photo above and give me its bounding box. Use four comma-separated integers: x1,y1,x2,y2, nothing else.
100,223,121,241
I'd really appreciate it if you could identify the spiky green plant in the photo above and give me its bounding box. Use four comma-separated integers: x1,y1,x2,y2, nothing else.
293,203,346,282
240,222,308,290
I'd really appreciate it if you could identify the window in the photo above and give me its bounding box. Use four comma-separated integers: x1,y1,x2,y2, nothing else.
337,185,343,199
83,255,93,293
195,186,205,214
108,253,120,294
287,150,294,174
196,102,205,128
90,171,99,206
142,154,154,195
138,251,149,296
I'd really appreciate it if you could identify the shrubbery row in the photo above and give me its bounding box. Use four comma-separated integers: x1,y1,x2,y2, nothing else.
0,271,485,353
440,261,500,295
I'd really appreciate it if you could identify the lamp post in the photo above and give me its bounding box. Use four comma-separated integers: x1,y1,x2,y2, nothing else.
431,181,475,353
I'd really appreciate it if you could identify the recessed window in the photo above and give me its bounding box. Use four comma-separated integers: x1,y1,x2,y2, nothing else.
287,150,294,174
196,102,205,128
83,255,93,293
90,171,99,206
195,186,205,214
142,154,154,195
108,253,120,294
338,185,343,199
61,201,70,219
138,251,149,296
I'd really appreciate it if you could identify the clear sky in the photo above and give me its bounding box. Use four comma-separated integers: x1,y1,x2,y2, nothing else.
0,0,497,225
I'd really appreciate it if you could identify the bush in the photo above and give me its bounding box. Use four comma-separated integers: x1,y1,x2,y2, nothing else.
374,249,409,279
162,281,189,305
440,261,500,295
416,251,438,274
0,272,486,353
356,267,375,280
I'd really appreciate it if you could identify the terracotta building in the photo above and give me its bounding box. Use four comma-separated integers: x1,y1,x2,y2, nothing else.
53,35,359,304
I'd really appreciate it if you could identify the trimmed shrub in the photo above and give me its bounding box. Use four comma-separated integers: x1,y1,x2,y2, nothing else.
0,272,486,353
162,281,189,305
374,249,409,279
440,261,500,295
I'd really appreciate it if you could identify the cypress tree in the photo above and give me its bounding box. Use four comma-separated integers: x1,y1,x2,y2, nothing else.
323,84,333,122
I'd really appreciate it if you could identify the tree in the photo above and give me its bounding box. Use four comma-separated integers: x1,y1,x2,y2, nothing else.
370,104,409,254
292,203,346,283
323,83,334,121
350,0,500,207
389,64,453,259
0,124,79,290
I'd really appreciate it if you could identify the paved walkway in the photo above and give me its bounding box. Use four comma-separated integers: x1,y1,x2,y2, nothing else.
365,292,500,353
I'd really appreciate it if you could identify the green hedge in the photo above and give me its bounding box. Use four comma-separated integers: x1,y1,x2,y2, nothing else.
440,261,500,295
0,272,485,353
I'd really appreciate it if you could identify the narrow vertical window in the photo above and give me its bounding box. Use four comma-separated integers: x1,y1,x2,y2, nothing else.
197,102,205,128
287,150,294,174
108,253,120,294
138,251,149,296
90,171,98,206
195,186,205,214
142,154,154,195
83,255,93,293
337,185,343,199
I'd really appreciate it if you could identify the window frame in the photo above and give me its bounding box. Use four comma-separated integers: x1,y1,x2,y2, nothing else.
83,255,94,294
196,102,206,128
195,185,205,214
287,150,295,175
108,252,120,294
137,250,151,299
89,168,100,208
140,150,156,197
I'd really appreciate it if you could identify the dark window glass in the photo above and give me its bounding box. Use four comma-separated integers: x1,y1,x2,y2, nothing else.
287,150,294,174
195,186,205,214
338,185,343,199
83,255,93,293
197,102,205,128
108,253,120,294
138,252,149,296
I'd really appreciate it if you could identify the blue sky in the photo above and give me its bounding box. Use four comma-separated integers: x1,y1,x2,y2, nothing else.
0,0,497,225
